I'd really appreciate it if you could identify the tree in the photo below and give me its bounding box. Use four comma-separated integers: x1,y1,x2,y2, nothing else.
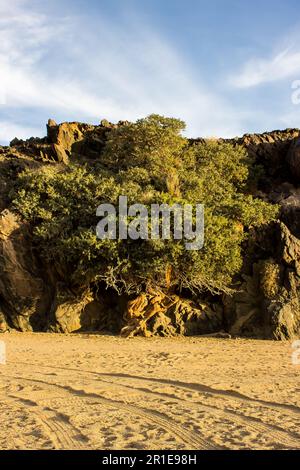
12,115,278,299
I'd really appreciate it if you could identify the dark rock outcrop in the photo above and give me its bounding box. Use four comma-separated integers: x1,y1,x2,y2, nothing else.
8,118,116,165
287,137,300,182
0,209,53,331
226,128,300,184
1,121,300,338
48,286,94,333
224,222,300,339
120,291,223,338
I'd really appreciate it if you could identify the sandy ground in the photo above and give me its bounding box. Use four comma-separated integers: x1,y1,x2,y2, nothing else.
0,333,299,450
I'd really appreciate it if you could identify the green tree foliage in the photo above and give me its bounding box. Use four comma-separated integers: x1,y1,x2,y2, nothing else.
12,115,278,295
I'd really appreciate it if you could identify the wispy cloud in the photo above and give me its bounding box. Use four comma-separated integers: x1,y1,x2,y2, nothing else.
231,47,300,88
0,0,246,144
0,120,41,143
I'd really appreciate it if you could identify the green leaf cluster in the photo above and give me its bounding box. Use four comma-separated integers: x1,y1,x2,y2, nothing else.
12,115,278,294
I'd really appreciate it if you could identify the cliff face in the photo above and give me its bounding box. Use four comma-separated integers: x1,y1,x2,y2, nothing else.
0,120,300,339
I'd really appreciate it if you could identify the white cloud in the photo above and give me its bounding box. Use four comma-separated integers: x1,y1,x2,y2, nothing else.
0,0,247,143
231,47,300,88
278,108,300,128
0,120,42,143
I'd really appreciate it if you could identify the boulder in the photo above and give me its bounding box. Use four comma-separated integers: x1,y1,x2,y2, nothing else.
47,122,84,163
46,120,98,163
48,285,126,333
48,286,93,333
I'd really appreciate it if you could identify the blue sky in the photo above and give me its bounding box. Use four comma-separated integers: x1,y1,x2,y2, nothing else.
1,0,300,144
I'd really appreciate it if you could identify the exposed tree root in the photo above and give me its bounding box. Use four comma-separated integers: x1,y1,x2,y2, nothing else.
120,289,223,338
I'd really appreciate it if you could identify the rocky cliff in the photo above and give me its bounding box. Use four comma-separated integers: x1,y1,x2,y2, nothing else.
0,120,300,339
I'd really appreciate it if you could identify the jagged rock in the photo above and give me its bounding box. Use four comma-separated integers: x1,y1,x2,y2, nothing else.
265,184,300,238
48,122,84,164
280,191,300,238
235,129,300,167
191,129,300,192
225,223,300,339
227,129,300,186
279,222,300,272
47,118,57,128
266,276,300,340
1,121,300,338
46,121,112,162
100,119,112,128
52,143,68,164
49,286,93,333
0,210,53,331
0,308,9,332
287,137,300,182
10,137,24,147
49,290,124,334
121,291,223,338
46,119,58,145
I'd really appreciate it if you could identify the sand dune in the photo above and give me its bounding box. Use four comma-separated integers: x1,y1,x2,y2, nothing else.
0,333,299,450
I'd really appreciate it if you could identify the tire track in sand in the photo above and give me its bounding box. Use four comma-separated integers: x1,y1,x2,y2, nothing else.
0,394,87,449
9,361,300,449
12,362,300,416
2,374,218,450
91,376,300,449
